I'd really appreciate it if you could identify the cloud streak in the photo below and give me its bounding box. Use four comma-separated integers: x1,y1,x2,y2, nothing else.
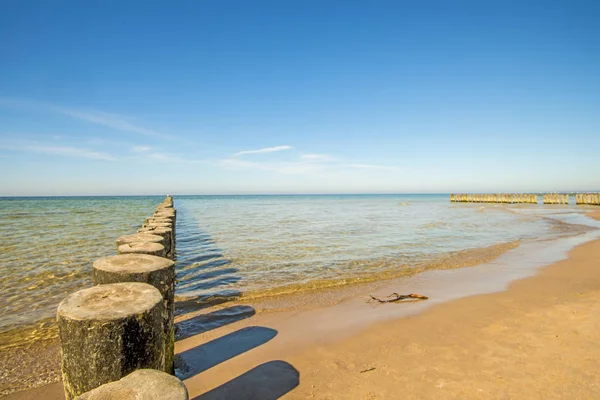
57,108,169,139
0,98,169,139
132,145,152,153
218,158,324,174
344,164,398,170
1,143,116,161
217,147,401,174
234,145,293,156
301,153,337,162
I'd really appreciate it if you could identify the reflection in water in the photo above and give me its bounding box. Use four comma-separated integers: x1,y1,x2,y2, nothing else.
173,207,240,317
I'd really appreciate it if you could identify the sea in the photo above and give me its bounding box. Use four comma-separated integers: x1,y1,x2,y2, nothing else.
1,194,597,350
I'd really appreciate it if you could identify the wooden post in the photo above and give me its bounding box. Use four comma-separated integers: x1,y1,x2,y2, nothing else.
138,226,173,259
58,283,165,400
116,233,167,251
93,254,176,374
118,242,166,258
146,217,173,225
75,369,188,400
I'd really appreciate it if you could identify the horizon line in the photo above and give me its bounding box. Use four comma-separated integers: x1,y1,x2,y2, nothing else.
1,191,599,198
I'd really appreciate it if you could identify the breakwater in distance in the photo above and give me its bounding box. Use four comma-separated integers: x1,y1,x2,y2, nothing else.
56,196,189,400
450,193,600,205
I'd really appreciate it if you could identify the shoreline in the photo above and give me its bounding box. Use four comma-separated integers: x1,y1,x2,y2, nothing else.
280,209,600,399
176,211,600,399
3,210,600,399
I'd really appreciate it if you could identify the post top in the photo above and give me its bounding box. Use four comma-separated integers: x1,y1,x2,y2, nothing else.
57,283,162,321
94,253,174,273
117,242,165,254
76,369,188,400
116,233,164,245
138,226,172,234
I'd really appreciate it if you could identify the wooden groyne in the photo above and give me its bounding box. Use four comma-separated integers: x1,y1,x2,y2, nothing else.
450,193,538,204
576,193,600,205
450,193,600,206
56,196,188,400
542,194,569,205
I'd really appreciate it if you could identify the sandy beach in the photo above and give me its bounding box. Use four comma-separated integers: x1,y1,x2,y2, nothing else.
4,210,600,400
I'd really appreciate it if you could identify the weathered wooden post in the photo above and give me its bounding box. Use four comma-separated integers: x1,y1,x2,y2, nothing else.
155,209,176,219
75,369,188,400
117,233,168,250
58,283,165,400
93,254,176,374
138,226,173,259
146,216,173,224
118,242,167,257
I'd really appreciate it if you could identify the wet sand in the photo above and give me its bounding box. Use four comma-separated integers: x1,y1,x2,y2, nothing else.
4,210,600,399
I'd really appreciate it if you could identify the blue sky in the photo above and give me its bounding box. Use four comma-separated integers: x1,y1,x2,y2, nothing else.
1,0,599,195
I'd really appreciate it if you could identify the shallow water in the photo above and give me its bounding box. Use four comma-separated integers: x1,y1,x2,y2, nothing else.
172,195,591,311
0,194,593,348
0,196,161,345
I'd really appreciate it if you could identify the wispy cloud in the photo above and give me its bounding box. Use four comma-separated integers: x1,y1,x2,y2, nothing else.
234,145,293,156
127,149,206,164
218,158,323,174
217,147,401,174
145,152,177,162
88,137,105,145
0,143,116,161
301,153,337,162
0,98,169,139
58,109,168,139
132,145,152,153
344,164,398,170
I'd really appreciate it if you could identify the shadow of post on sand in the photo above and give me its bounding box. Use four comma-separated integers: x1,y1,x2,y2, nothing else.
175,326,277,380
192,360,300,400
175,305,256,341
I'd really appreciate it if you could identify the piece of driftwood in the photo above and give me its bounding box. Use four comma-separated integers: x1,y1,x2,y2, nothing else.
368,293,428,303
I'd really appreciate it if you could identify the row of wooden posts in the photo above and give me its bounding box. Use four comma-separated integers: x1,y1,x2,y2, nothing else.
575,193,600,205
57,196,189,400
451,194,538,204
451,193,600,205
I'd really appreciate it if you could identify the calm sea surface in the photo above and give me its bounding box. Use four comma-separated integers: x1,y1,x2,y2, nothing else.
0,194,591,347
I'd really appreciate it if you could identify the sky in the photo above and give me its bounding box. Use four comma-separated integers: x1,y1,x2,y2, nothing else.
0,0,599,196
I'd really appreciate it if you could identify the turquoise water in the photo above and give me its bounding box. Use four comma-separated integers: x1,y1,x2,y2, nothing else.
0,194,590,347
0,196,161,344
173,195,586,311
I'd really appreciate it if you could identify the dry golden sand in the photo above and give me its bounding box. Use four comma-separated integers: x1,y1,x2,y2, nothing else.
285,223,600,399
4,210,600,400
